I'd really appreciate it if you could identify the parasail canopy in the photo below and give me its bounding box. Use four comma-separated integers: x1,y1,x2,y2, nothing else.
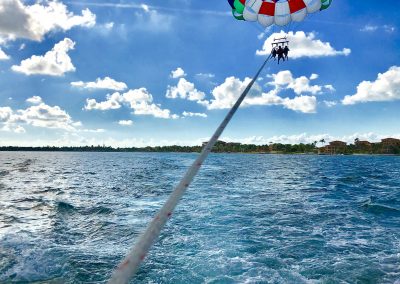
229,0,332,27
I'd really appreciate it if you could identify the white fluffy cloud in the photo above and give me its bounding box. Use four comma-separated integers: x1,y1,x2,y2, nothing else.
1,97,80,132
85,92,122,111
17,103,78,130
165,69,331,114
343,66,400,105
201,76,261,110
200,70,334,113
257,31,351,59
269,70,333,95
280,95,317,113
85,88,178,119
0,0,95,42
324,100,338,108
166,78,206,101
170,67,186,79
0,48,9,60
182,111,207,118
26,96,43,104
118,120,133,126
12,38,76,76
71,77,127,91
0,107,13,122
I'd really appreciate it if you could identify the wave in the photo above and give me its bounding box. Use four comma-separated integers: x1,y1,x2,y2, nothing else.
362,199,400,215
15,159,35,172
83,206,114,215
55,201,76,213
0,170,9,178
55,201,113,216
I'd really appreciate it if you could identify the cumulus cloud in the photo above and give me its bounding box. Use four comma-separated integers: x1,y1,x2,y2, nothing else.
0,0,95,42
118,120,133,126
164,69,327,114
324,100,338,108
85,92,122,111
281,95,317,113
0,107,13,122
0,48,9,60
12,38,76,76
71,77,127,91
200,70,334,113
166,78,206,101
26,96,43,104
170,67,186,79
257,31,351,59
182,111,207,118
18,104,78,130
342,66,400,105
269,70,333,95
1,98,80,132
85,88,178,119
200,76,260,109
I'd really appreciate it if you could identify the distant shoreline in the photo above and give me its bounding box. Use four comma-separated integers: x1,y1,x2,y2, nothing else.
0,146,399,156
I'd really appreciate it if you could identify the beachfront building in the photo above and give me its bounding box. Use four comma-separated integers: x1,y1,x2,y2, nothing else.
355,140,372,147
381,138,400,154
319,141,347,155
381,138,400,146
355,140,372,152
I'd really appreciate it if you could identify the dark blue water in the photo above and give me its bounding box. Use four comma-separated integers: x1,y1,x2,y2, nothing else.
0,152,399,283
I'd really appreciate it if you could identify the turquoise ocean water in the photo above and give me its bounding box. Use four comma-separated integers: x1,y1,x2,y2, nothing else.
0,152,399,283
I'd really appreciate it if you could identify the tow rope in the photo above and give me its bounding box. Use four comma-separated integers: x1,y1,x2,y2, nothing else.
109,55,272,284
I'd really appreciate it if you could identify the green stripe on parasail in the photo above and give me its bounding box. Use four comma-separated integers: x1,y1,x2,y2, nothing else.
320,0,332,10
232,0,245,20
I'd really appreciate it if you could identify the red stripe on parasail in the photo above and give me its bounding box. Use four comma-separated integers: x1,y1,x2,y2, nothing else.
288,0,306,13
259,1,275,16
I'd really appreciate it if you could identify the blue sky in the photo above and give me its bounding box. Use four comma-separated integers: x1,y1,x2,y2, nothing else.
0,0,399,147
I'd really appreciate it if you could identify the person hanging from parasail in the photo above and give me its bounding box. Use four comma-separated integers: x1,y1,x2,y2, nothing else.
283,45,290,61
271,47,277,60
277,46,284,64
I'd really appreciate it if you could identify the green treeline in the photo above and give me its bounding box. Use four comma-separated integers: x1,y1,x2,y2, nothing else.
0,141,316,153
0,141,399,154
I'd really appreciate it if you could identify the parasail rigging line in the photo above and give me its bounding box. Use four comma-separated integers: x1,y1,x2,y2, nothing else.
108,54,272,284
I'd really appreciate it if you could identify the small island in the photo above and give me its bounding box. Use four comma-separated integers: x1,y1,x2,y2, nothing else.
1,138,399,155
